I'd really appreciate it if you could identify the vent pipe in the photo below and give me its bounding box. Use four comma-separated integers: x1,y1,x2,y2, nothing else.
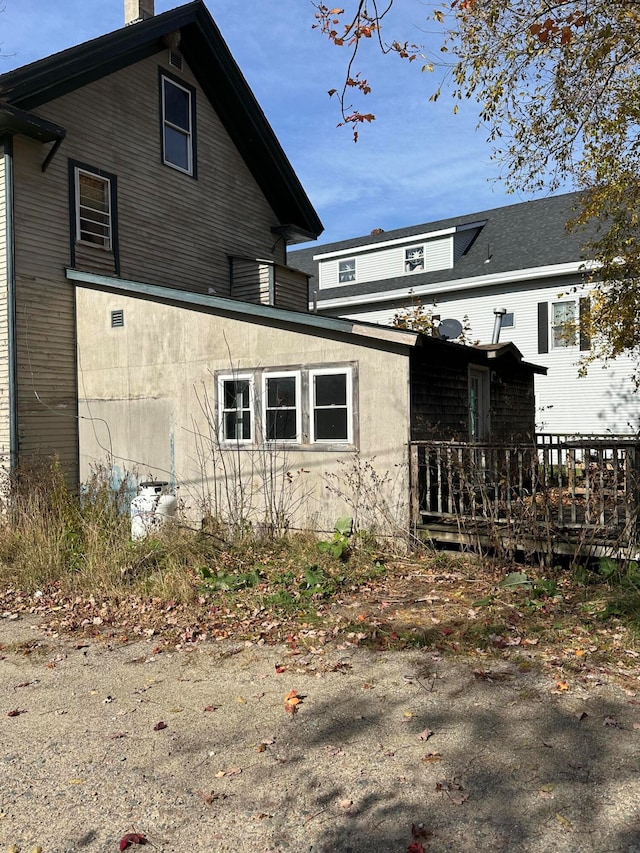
125,0,154,25
492,307,507,344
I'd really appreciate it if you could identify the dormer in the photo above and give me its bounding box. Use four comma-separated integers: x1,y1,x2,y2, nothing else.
314,221,485,290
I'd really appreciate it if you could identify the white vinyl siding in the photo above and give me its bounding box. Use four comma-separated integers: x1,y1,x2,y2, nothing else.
319,235,453,288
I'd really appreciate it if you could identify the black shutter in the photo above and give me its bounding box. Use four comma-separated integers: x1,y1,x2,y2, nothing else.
537,302,549,353
579,297,591,351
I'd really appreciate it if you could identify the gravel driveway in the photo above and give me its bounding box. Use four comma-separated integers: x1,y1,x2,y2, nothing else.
1,613,640,853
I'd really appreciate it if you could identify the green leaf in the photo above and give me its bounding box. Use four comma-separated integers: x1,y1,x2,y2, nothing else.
335,516,353,537
499,571,532,589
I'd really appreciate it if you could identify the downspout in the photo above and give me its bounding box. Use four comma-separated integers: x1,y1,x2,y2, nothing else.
2,134,17,470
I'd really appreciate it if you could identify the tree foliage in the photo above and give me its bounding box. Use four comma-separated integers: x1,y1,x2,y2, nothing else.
314,1,640,374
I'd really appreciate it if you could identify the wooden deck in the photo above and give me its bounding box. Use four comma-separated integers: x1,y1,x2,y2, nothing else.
409,434,640,559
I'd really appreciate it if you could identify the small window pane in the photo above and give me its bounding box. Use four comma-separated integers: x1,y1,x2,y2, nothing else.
224,410,251,441
266,410,297,441
314,409,348,441
224,380,249,409
164,126,190,171
267,377,296,408
164,80,190,129
314,374,346,407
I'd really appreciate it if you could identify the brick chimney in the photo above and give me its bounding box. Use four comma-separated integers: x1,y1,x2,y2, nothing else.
125,0,154,25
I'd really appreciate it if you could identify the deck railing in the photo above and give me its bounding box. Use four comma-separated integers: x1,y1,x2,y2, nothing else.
410,435,640,552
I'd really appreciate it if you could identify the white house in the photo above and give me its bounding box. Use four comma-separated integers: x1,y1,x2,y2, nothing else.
290,193,639,436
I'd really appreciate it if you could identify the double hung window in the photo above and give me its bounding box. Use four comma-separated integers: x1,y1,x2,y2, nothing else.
338,259,356,284
310,368,352,443
405,245,424,273
161,74,195,175
551,300,576,348
264,373,300,442
219,375,253,442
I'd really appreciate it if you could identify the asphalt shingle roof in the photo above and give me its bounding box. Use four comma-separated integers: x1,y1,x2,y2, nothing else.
290,192,594,299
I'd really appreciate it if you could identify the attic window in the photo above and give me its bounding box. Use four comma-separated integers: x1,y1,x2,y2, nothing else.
405,246,424,273
338,258,356,283
111,309,124,328
168,49,183,70
160,72,196,176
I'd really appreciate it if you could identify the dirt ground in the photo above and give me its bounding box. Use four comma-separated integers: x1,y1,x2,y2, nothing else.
2,611,640,853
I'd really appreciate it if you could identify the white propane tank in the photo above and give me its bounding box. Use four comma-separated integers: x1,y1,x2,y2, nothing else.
130,481,178,540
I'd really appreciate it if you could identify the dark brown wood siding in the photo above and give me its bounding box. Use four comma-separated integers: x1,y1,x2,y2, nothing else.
410,344,537,442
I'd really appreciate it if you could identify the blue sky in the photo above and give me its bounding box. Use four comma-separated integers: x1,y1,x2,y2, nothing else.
0,1,557,246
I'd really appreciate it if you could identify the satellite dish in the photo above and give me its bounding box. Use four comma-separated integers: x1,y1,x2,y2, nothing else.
438,318,464,340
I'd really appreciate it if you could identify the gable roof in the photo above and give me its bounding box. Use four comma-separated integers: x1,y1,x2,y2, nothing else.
290,192,594,297
0,0,322,243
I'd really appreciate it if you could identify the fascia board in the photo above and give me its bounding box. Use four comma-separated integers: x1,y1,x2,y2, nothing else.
313,226,457,260
312,261,595,310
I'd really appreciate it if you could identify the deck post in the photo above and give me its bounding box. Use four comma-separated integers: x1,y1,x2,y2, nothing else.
409,443,420,531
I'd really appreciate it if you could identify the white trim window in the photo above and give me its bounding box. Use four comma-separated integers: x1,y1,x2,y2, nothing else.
338,258,356,284
551,300,577,348
75,169,112,248
263,372,300,442
310,367,353,444
219,374,254,442
405,245,424,273
161,75,194,174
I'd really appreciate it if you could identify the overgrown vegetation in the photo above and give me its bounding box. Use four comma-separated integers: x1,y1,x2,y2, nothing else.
0,462,639,683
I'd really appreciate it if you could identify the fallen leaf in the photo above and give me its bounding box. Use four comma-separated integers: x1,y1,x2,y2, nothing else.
203,705,219,712
417,728,434,741
604,715,621,728
407,844,425,853
284,689,302,715
422,752,442,763
119,833,148,851
556,681,569,692
555,813,572,830
339,798,353,810
275,664,286,674
196,790,224,805
256,743,267,753
7,708,26,717
153,721,167,731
